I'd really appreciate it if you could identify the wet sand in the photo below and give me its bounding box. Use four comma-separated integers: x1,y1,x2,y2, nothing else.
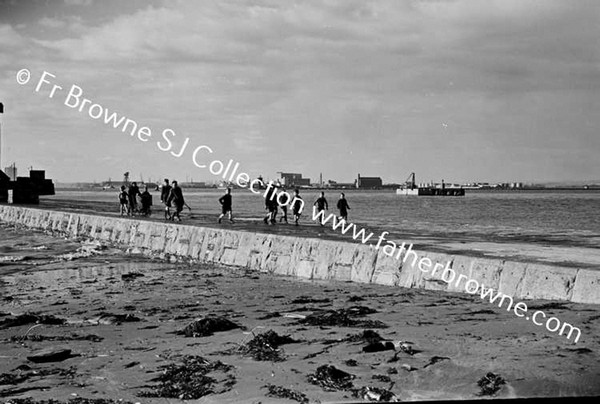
1,222,600,402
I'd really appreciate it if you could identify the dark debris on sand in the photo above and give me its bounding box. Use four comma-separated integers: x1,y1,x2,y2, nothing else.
177,316,242,337
121,272,144,281
8,334,103,343
423,356,451,368
257,311,281,320
0,313,66,329
346,329,385,344
138,355,235,400
97,313,141,325
307,364,355,391
290,296,332,304
299,307,387,329
238,330,297,362
1,366,76,387
264,384,309,403
477,372,506,396
5,399,135,404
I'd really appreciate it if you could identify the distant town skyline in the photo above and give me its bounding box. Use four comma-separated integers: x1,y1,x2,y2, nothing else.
1,0,599,184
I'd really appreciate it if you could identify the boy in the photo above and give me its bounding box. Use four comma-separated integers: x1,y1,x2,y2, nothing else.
263,181,278,225
336,192,350,221
167,181,190,221
127,182,141,216
292,189,303,226
160,179,172,220
218,188,235,223
118,186,129,216
139,186,152,216
313,191,328,226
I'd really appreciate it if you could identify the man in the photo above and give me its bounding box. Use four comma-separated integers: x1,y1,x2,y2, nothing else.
278,183,288,224
314,191,328,226
336,192,350,221
263,181,278,225
167,180,190,221
218,188,234,224
160,179,172,220
292,189,303,226
139,186,152,216
127,182,141,215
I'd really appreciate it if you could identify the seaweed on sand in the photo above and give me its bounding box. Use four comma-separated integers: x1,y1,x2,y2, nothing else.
477,372,505,396
346,329,385,344
238,330,297,362
177,316,242,337
8,334,103,343
299,308,387,329
264,384,309,403
0,313,66,329
290,296,331,304
307,364,355,391
5,398,135,404
138,356,235,399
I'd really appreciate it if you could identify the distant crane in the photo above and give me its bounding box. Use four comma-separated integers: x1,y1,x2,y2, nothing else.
123,172,129,186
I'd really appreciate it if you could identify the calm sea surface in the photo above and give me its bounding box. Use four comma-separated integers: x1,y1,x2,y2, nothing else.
44,189,600,249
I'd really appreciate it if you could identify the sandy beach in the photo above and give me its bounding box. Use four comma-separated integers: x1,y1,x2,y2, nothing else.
1,222,599,403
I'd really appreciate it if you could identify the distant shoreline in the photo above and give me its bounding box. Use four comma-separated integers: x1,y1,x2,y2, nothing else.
53,186,600,193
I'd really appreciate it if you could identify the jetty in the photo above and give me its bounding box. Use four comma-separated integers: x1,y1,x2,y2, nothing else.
396,172,465,196
0,205,597,304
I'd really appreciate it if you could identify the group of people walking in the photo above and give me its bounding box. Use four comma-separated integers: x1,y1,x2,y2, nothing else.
263,185,350,227
118,179,352,226
118,182,152,217
159,179,191,221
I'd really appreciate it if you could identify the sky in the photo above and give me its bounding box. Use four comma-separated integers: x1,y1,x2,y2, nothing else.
0,0,598,184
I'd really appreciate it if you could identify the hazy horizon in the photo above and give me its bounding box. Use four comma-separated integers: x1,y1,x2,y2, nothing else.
1,0,599,184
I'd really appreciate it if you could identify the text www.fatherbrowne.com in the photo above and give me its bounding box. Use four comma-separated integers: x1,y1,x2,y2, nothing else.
312,207,582,343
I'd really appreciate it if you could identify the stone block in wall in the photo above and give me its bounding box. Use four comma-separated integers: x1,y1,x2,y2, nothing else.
187,227,207,260
467,257,503,291
372,250,402,286
228,232,257,268
312,241,343,280
296,260,315,279
519,264,576,301
163,224,180,254
266,236,298,276
217,230,243,266
571,269,600,304
111,219,130,244
399,251,445,290
171,225,196,257
201,229,227,263
350,245,378,283
497,261,527,298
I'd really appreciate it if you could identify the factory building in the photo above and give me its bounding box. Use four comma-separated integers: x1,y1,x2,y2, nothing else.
278,172,311,187
356,173,382,189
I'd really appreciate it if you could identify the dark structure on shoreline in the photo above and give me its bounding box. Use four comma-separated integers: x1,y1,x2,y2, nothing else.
0,169,55,204
356,173,383,189
0,102,55,204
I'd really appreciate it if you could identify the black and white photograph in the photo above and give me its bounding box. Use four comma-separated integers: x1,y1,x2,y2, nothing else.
1,0,599,402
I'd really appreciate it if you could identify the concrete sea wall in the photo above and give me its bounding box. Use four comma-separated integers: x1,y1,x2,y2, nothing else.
1,205,598,304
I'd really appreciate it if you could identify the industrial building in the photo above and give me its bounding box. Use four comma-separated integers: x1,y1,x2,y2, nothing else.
278,172,311,187
356,173,382,189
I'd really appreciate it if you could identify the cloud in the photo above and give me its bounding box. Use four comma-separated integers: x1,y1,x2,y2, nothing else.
64,0,93,6
1,0,599,182
38,16,67,29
